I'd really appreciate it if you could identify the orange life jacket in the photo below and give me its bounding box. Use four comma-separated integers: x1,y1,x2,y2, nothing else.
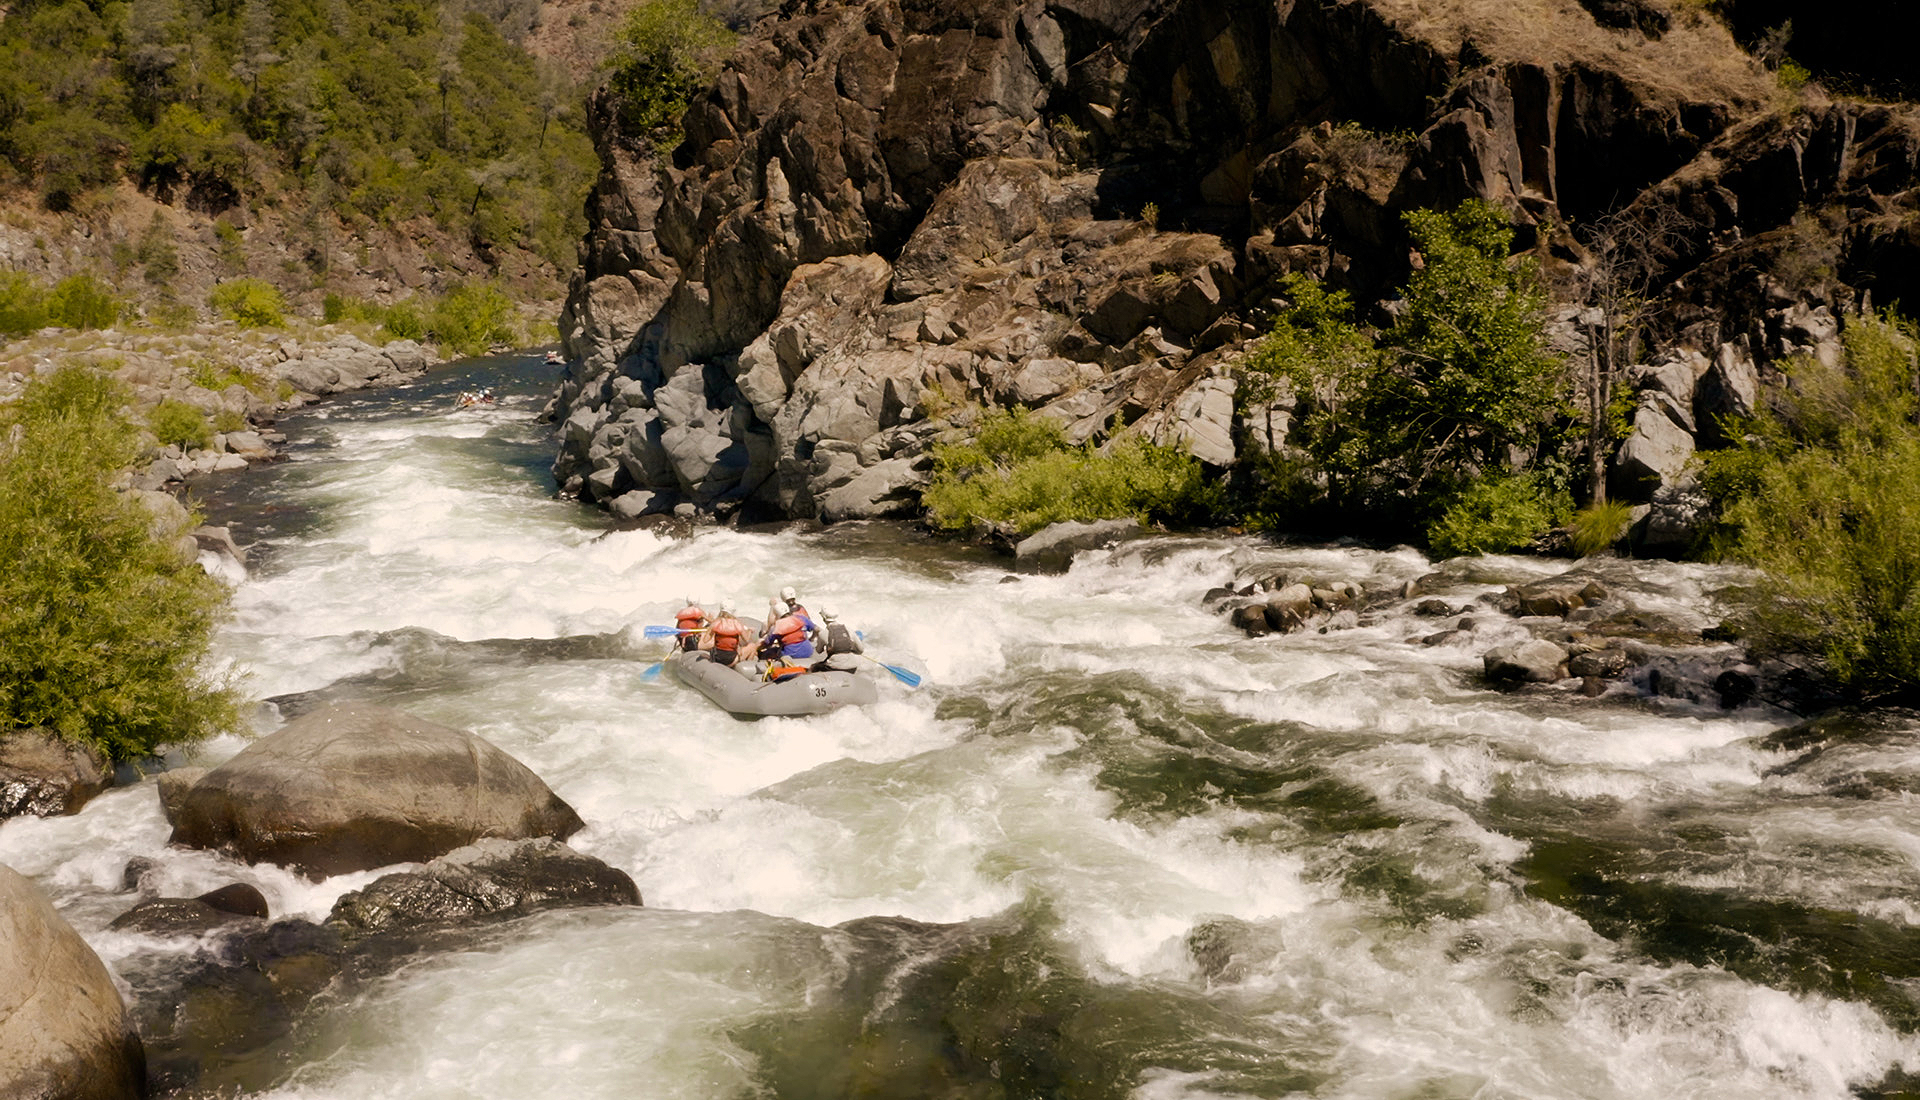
675,605,705,633
709,615,746,652
769,615,807,648
766,662,807,682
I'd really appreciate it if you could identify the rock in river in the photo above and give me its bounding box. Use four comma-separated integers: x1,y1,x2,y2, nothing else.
169,703,585,877
328,837,641,936
1,863,147,1100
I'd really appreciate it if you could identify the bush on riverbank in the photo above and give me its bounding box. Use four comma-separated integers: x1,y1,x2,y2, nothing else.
1235,200,1571,549
0,368,238,758
1715,310,1920,695
924,408,1211,535
2,271,124,336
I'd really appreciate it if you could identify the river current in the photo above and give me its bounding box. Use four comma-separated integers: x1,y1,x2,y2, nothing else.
6,354,1920,1099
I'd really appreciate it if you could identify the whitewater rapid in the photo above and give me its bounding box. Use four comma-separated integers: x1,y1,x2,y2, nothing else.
4,354,1919,1099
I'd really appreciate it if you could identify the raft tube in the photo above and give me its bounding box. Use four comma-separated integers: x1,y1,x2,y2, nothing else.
667,649,878,717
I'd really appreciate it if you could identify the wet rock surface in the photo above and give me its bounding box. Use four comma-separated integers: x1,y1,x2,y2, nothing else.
169,703,586,877
328,837,641,936
0,728,112,821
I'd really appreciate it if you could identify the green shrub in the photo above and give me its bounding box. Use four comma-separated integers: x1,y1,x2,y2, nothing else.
208,277,286,328
1720,310,1920,694
1426,474,1570,560
45,273,120,329
1234,201,1567,536
426,283,517,357
1570,500,1635,557
0,367,238,758
148,399,213,451
0,271,50,337
606,0,737,141
380,300,427,342
924,408,1209,534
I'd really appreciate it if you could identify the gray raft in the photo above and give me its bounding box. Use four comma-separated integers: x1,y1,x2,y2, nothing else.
667,649,878,717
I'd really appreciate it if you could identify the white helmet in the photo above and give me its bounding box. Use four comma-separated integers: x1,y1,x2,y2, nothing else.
818,606,837,622
780,585,798,603
718,599,735,615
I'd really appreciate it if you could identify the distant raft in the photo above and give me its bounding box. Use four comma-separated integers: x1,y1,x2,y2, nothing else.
667,649,877,717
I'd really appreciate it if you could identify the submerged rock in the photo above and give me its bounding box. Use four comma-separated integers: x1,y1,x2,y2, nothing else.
169,703,585,877
328,837,641,936
109,882,271,936
0,864,147,1100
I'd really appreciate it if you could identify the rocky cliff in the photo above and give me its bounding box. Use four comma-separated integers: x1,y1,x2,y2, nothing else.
549,0,1920,529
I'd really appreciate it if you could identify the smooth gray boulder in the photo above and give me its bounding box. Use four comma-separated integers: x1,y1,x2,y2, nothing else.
327,837,641,936
1013,518,1147,574
1,864,147,1100
169,704,585,877
1,729,112,820
1483,639,1571,684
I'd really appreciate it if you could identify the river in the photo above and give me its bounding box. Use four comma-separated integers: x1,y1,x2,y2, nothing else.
5,353,1920,1099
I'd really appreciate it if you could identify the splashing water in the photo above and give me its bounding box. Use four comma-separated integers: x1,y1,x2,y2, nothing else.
7,355,1920,1099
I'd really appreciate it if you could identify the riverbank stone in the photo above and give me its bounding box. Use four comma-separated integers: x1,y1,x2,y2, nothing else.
1,863,147,1100
1013,518,1146,573
327,837,641,936
1484,639,1571,684
168,703,586,877
1,728,113,820
109,882,271,936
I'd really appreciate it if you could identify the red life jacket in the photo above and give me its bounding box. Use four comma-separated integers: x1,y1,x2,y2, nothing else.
675,605,705,632
769,615,807,648
709,616,746,652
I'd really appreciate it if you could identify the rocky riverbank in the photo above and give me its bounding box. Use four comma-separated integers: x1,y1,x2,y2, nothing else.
545,0,1920,543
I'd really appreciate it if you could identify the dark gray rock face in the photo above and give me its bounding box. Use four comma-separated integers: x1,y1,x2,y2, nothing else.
169,704,585,877
1,864,147,1100
109,882,272,936
1,729,112,821
1013,518,1147,574
328,837,641,936
552,0,1920,528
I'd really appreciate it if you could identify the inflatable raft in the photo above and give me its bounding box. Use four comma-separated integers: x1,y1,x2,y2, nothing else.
667,649,878,717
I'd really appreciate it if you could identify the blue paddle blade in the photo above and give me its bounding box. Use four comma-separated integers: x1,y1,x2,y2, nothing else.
642,625,687,638
879,661,922,688
639,661,664,682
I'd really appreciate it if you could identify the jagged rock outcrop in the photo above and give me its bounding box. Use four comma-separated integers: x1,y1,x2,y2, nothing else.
551,0,1920,526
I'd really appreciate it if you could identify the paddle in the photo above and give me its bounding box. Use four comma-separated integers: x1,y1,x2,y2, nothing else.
639,660,665,682
864,656,922,688
642,624,699,638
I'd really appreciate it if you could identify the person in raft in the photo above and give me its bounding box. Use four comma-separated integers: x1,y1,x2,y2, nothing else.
673,596,708,652
707,600,749,667
759,602,816,676
766,585,815,634
809,606,864,672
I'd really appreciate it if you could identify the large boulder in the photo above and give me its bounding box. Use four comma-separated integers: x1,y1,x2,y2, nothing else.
1,728,112,820
1013,518,1148,574
327,837,641,936
1483,639,1571,684
169,704,586,877
0,864,147,1100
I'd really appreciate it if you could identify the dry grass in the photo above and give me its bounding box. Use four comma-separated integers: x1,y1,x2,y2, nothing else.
1367,0,1771,108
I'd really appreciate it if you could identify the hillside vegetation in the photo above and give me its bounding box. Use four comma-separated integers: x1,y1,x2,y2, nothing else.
0,0,599,289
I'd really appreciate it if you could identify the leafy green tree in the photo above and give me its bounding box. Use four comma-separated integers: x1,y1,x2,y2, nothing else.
209,277,287,327
0,272,51,337
427,282,518,357
606,0,736,142
1235,200,1569,544
1718,311,1920,695
0,367,238,758
46,274,121,330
